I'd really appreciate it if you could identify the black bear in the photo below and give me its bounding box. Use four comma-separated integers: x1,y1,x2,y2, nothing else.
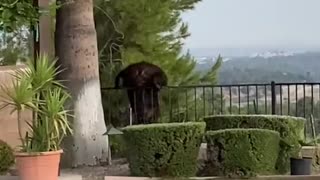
115,61,168,124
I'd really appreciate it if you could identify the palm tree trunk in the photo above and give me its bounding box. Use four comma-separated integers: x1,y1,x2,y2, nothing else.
55,0,108,167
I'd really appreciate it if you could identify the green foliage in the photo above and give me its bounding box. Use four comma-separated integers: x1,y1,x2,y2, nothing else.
204,115,305,144
109,135,127,158
200,55,223,83
202,129,280,178
0,139,14,174
94,0,223,126
0,0,39,32
0,0,62,32
122,122,206,177
0,0,59,65
0,54,73,152
203,115,306,173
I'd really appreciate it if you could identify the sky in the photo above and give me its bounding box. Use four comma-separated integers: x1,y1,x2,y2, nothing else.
181,0,320,50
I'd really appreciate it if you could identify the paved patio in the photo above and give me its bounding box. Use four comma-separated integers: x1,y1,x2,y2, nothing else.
2,145,319,180
2,174,320,180
0,174,81,180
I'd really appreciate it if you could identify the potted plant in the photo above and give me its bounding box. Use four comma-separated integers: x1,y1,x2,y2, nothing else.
290,115,319,175
0,54,73,180
290,140,313,175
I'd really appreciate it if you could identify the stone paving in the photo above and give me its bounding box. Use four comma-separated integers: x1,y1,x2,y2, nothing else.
2,173,320,180
104,175,320,180
2,174,320,180
2,145,319,180
0,174,82,180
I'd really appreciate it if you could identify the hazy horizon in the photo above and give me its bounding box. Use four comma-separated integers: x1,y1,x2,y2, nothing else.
181,0,320,50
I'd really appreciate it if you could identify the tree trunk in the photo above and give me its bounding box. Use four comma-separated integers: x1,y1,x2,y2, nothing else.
54,0,109,168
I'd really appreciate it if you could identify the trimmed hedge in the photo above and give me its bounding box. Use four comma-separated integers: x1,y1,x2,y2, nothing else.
203,129,280,178
203,115,306,173
122,122,206,177
204,115,305,142
0,140,14,174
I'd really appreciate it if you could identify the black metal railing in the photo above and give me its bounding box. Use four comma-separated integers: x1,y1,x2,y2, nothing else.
101,81,320,132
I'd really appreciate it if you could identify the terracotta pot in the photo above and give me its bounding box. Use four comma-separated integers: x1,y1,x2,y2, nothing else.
15,149,63,180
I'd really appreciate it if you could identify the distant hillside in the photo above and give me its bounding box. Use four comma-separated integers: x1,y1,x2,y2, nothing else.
195,51,320,84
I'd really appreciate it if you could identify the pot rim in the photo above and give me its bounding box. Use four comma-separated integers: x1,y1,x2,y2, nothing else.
14,149,63,157
290,156,313,160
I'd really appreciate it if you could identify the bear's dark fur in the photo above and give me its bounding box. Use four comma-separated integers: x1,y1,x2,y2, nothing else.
115,61,168,124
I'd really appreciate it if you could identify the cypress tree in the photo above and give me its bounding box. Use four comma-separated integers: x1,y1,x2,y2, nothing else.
94,0,223,125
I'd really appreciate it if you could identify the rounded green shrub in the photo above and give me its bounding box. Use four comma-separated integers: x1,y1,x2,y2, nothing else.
122,122,206,177
204,115,305,142
0,140,14,174
203,128,280,178
203,115,306,173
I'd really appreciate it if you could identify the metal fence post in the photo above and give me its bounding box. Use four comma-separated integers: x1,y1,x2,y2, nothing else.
271,81,276,115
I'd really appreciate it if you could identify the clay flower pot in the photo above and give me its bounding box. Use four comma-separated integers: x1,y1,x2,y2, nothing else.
15,149,63,180
0,55,72,179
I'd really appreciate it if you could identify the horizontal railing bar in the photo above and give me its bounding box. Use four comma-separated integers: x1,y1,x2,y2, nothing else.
101,82,320,91
274,82,320,86
101,83,271,90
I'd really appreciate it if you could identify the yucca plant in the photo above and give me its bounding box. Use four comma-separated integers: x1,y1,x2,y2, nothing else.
0,53,72,153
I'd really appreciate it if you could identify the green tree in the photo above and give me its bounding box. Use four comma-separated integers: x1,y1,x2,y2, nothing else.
93,0,223,126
